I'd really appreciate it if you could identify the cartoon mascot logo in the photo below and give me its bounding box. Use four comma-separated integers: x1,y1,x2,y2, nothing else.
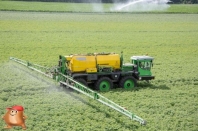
2,105,27,130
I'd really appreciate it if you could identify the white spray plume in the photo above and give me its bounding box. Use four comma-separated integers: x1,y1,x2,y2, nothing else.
110,0,170,12
92,1,104,12
80,0,104,12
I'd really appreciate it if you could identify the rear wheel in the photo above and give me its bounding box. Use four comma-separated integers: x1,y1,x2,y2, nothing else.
119,76,137,89
95,77,113,92
75,78,88,86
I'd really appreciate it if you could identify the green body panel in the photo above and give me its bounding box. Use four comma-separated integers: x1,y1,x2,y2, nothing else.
122,64,133,72
59,55,67,74
137,60,152,76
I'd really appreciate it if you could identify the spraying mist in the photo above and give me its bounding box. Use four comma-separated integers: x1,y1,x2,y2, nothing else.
91,0,104,12
81,0,170,12
110,0,170,12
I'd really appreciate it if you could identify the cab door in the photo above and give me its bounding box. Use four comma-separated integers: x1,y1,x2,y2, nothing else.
137,60,152,76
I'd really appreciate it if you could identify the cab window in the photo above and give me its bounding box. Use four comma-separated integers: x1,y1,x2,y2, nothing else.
139,61,151,70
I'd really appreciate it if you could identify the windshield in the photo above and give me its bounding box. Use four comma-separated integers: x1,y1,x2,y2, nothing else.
139,61,152,70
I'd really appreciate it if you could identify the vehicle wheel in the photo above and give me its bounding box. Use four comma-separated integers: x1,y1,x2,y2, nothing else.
119,76,137,89
95,77,113,92
75,78,88,87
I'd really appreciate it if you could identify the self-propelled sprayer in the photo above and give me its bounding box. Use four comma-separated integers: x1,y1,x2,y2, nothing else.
10,52,155,125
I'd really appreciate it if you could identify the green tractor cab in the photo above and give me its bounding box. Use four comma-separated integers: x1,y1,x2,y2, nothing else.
131,56,155,81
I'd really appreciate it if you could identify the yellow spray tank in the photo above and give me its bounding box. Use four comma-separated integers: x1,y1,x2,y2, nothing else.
65,53,120,73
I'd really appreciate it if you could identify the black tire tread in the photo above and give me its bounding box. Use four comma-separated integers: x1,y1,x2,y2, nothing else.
119,76,137,88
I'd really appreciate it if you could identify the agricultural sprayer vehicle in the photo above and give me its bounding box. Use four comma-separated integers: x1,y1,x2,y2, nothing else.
9,52,154,125
58,52,154,91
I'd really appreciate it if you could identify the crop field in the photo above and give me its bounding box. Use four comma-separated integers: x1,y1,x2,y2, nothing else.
0,3,198,131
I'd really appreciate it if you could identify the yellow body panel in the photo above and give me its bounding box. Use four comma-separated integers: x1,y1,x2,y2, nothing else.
67,53,120,73
65,56,72,61
86,68,97,73
96,54,120,69
69,56,96,72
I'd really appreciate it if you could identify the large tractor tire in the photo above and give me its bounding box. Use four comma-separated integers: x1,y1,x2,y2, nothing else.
119,76,137,89
95,77,113,92
75,78,88,87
